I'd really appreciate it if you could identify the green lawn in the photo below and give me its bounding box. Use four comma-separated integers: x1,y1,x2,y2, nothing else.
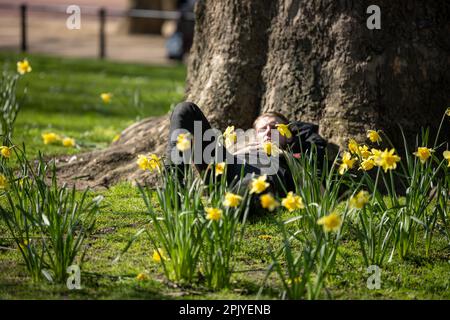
0,53,449,299
0,51,186,158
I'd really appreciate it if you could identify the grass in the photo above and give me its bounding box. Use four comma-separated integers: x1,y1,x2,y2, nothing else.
0,52,449,299
0,51,186,157
1,183,449,299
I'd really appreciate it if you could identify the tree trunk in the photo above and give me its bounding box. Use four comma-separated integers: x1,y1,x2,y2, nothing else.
187,0,449,146
58,0,450,189
57,116,169,189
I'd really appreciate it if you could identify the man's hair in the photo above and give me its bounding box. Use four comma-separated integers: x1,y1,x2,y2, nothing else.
253,111,289,129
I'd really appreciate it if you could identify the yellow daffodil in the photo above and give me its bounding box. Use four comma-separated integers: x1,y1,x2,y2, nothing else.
339,151,356,175
223,126,235,137
225,135,237,148
137,155,150,171
62,137,76,148
358,145,372,160
286,276,302,285
443,150,450,167
260,193,279,212
100,92,112,104
370,148,382,163
136,273,149,281
263,142,272,156
17,59,32,75
223,126,237,148
317,212,342,232
152,248,166,263
205,207,222,221
18,239,29,251
348,139,359,154
281,191,305,212
250,175,270,194
0,146,12,158
223,192,242,208
215,162,225,176
137,154,161,172
377,148,401,172
0,174,8,190
275,124,292,139
42,132,61,145
263,141,280,156
367,130,382,144
176,133,191,151
413,147,433,164
287,276,301,285
359,158,375,171
18,177,25,188
148,154,162,171
112,134,120,143
350,190,370,209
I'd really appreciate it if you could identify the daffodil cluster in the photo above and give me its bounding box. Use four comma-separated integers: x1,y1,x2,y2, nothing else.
201,191,244,223
248,174,305,213
41,133,76,148
339,130,402,174
137,153,162,172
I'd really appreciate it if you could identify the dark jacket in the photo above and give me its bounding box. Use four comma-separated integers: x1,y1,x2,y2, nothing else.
270,121,327,195
288,121,327,163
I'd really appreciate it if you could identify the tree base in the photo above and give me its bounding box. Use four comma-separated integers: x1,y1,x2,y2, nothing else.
56,116,169,189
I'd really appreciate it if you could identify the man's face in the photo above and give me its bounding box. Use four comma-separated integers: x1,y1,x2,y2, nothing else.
254,116,290,147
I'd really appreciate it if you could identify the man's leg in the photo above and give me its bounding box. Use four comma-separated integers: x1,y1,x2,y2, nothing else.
166,101,215,172
166,102,262,199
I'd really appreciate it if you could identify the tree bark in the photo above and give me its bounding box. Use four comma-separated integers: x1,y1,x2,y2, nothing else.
187,0,450,146
185,0,274,129
58,0,450,189
57,116,169,189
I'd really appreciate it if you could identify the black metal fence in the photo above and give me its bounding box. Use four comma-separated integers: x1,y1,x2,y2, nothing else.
0,2,195,59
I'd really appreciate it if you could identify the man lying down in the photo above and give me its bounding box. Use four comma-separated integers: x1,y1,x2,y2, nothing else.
165,101,327,212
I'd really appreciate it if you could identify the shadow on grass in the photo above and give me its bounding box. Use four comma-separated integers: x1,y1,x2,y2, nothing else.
0,272,170,300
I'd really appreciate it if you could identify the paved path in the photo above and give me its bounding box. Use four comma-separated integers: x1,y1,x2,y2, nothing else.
0,0,129,10
0,0,181,65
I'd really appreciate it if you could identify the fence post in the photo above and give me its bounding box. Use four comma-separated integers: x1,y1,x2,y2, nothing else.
20,3,27,52
98,7,106,59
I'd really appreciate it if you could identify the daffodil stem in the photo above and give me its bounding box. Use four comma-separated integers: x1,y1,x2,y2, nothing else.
432,112,446,149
